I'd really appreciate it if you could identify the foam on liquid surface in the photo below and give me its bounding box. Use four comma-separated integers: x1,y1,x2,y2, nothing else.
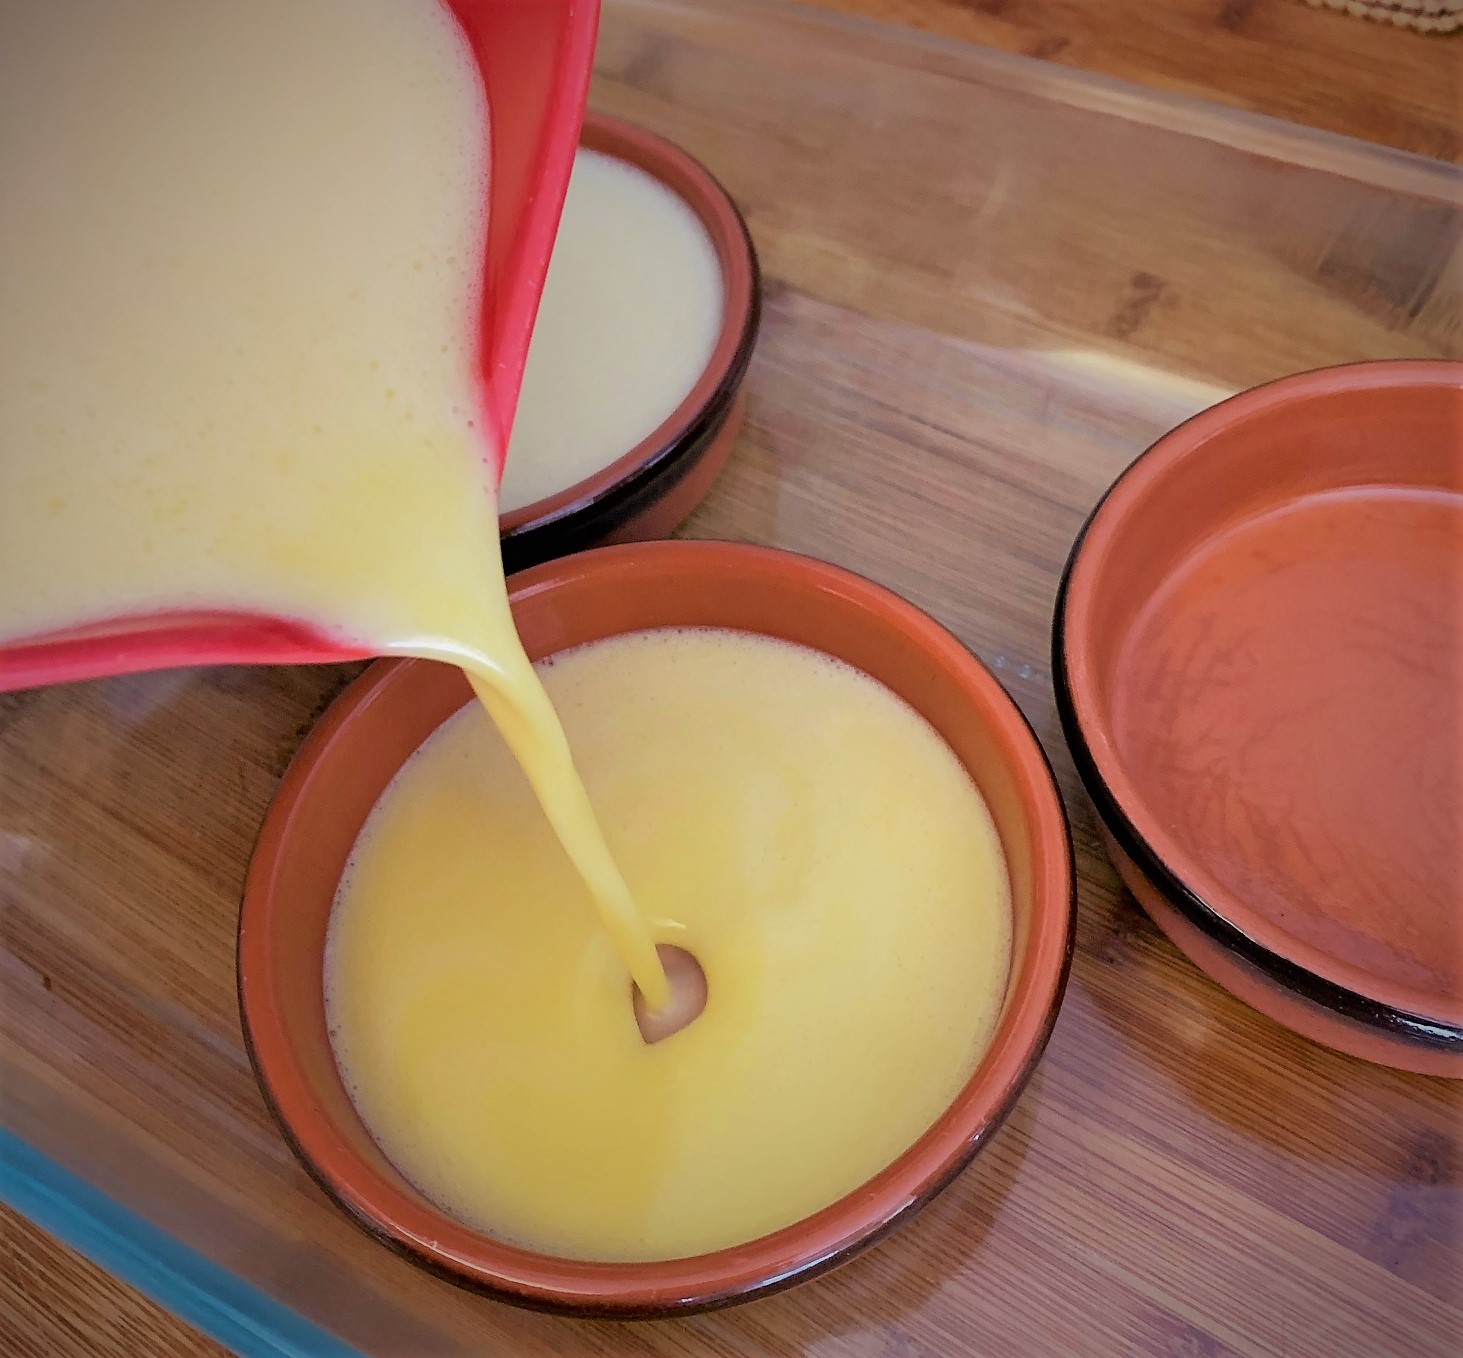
327,627,1013,1261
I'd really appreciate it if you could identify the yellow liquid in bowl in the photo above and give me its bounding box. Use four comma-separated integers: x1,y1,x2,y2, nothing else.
499,147,724,514
326,628,1012,1261
4,4,1013,1262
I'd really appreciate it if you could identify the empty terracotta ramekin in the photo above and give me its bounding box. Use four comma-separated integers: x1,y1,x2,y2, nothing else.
239,541,1074,1316
1055,360,1463,1077
498,116,759,574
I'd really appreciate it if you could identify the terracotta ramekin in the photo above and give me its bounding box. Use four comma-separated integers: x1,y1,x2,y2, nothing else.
239,541,1074,1316
498,116,760,574
1055,360,1463,1077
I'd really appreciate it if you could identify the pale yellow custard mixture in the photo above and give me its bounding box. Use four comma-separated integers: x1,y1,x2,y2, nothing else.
0,0,665,1002
1,0,1014,1261
327,628,1012,1261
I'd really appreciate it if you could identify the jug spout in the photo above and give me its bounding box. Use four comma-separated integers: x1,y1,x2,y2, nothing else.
0,614,378,693
0,0,598,694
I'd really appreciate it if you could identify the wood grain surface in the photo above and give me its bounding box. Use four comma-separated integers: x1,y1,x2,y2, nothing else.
800,0,1462,161
0,1203,230,1358
1,2,1459,1356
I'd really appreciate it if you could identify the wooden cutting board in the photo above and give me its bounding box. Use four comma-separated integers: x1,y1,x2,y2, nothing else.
2,2,1458,1355
802,0,1461,159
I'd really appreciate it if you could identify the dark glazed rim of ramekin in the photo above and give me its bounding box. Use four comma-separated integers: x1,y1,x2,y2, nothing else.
498,114,761,574
238,950,1071,1319
238,540,1076,1317
1052,359,1463,1054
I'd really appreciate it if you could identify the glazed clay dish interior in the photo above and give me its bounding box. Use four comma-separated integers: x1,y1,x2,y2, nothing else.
239,540,1073,1316
498,115,760,573
1057,361,1463,1076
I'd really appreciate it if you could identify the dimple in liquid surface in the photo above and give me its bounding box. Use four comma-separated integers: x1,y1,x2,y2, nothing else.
327,628,1013,1260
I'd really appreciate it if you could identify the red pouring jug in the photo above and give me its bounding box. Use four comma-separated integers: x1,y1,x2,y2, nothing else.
0,0,599,693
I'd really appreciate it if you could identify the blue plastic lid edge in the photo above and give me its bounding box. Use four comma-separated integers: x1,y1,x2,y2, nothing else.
0,1128,367,1358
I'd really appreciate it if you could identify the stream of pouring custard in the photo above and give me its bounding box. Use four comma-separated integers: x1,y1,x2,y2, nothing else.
0,0,670,1006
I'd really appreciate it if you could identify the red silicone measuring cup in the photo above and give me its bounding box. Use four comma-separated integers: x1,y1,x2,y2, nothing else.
0,0,599,693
